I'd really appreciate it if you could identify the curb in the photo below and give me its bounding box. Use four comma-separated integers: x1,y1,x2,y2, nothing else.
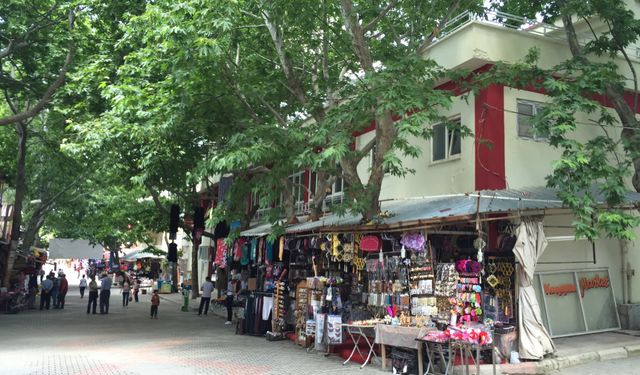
498,344,636,374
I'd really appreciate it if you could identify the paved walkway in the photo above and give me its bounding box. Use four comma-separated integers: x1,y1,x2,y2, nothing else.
3,285,640,374
0,286,386,375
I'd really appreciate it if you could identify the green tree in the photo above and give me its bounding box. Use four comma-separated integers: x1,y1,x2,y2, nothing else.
486,0,640,240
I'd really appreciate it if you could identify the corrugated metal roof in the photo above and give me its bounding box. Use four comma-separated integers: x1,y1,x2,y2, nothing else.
239,187,640,236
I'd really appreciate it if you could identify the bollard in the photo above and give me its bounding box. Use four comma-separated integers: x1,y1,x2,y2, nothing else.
181,287,190,312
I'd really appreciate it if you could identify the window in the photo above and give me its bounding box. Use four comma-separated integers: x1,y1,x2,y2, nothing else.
289,172,304,204
517,100,548,141
432,118,461,162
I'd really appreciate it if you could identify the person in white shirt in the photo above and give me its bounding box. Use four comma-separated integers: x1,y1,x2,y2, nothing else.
99,273,112,314
198,276,214,316
79,275,87,298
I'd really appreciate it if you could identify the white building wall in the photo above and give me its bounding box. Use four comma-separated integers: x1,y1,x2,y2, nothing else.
355,95,477,199
502,87,620,189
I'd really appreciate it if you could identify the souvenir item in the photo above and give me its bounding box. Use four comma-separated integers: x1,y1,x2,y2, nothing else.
359,235,381,252
401,232,425,251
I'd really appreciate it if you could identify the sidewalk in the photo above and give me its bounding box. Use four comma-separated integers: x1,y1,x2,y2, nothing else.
483,330,640,375
160,293,640,374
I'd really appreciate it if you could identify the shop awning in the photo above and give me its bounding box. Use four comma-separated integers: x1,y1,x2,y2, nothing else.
48,239,104,259
239,186,640,236
121,248,166,261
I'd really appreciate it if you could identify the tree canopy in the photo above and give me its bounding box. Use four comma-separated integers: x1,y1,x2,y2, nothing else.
1,0,640,269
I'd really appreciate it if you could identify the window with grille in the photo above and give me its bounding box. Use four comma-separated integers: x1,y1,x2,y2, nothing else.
517,100,548,141
432,118,461,162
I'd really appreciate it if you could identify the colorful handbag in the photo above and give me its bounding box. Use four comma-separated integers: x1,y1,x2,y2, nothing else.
359,235,381,252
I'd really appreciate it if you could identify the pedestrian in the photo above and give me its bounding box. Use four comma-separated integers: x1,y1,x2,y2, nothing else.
51,274,60,309
224,274,237,325
38,268,45,283
86,275,98,314
150,289,160,319
121,279,131,308
79,275,87,298
132,278,140,302
28,272,38,309
99,273,112,314
57,273,68,309
198,276,214,316
39,275,53,310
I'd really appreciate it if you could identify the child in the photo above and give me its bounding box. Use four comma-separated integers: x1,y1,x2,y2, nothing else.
150,289,160,319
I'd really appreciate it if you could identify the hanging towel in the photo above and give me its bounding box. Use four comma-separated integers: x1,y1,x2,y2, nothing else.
241,241,250,266
262,296,274,320
251,238,257,261
266,241,274,262
215,239,227,268
278,236,285,261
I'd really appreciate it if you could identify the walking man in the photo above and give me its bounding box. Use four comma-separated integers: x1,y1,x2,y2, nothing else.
57,273,68,309
51,274,60,309
132,278,140,302
99,273,112,314
86,276,98,314
150,289,160,319
39,275,53,310
198,276,214,316
79,275,87,298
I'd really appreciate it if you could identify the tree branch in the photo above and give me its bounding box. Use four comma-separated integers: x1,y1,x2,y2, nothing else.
144,182,170,216
261,8,307,103
416,0,462,56
340,0,374,71
363,0,398,32
0,10,76,126
257,97,288,127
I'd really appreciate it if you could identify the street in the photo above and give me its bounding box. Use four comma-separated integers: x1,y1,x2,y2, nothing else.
0,284,385,375
552,356,640,374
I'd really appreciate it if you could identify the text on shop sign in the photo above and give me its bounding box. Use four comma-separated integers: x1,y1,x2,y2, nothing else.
543,274,610,297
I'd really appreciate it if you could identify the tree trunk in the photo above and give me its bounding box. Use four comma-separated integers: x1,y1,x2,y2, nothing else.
191,236,200,299
560,14,640,191
2,122,27,288
281,178,299,224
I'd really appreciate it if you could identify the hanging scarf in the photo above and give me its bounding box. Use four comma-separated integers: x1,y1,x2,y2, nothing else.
215,239,228,268
250,238,258,261
278,236,285,261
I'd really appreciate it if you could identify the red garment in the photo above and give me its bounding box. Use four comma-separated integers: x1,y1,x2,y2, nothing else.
215,239,227,267
59,278,69,295
234,238,245,261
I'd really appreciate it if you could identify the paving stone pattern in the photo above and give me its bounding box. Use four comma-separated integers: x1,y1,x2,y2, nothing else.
0,286,385,375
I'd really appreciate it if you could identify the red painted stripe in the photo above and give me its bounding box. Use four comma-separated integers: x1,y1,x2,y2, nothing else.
475,84,506,190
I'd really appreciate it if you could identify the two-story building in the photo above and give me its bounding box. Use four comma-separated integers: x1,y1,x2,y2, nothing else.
193,3,640,361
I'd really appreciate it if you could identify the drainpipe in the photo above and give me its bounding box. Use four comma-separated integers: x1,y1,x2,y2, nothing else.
621,240,635,304
620,240,628,304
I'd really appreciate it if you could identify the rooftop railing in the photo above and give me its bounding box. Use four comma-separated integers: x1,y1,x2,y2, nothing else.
438,10,639,61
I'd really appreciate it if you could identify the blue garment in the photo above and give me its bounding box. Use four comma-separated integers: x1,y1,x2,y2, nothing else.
266,241,274,262
240,242,250,266
250,239,257,261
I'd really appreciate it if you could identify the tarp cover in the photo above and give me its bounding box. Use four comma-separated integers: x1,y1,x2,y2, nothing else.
513,220,556,359
48,239,104,259
121,248,165,261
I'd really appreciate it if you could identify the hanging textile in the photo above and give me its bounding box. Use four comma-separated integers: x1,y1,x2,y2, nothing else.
278,236,285,261
251,238,258,261
327,315,343,344
215,239,228,268
513,219,556,360
241,241,250,266
266,240,274,262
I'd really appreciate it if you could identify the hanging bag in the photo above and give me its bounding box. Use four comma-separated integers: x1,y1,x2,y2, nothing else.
359,235,381,252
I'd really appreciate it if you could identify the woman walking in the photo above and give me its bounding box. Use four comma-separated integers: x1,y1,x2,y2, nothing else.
122,279,131,307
